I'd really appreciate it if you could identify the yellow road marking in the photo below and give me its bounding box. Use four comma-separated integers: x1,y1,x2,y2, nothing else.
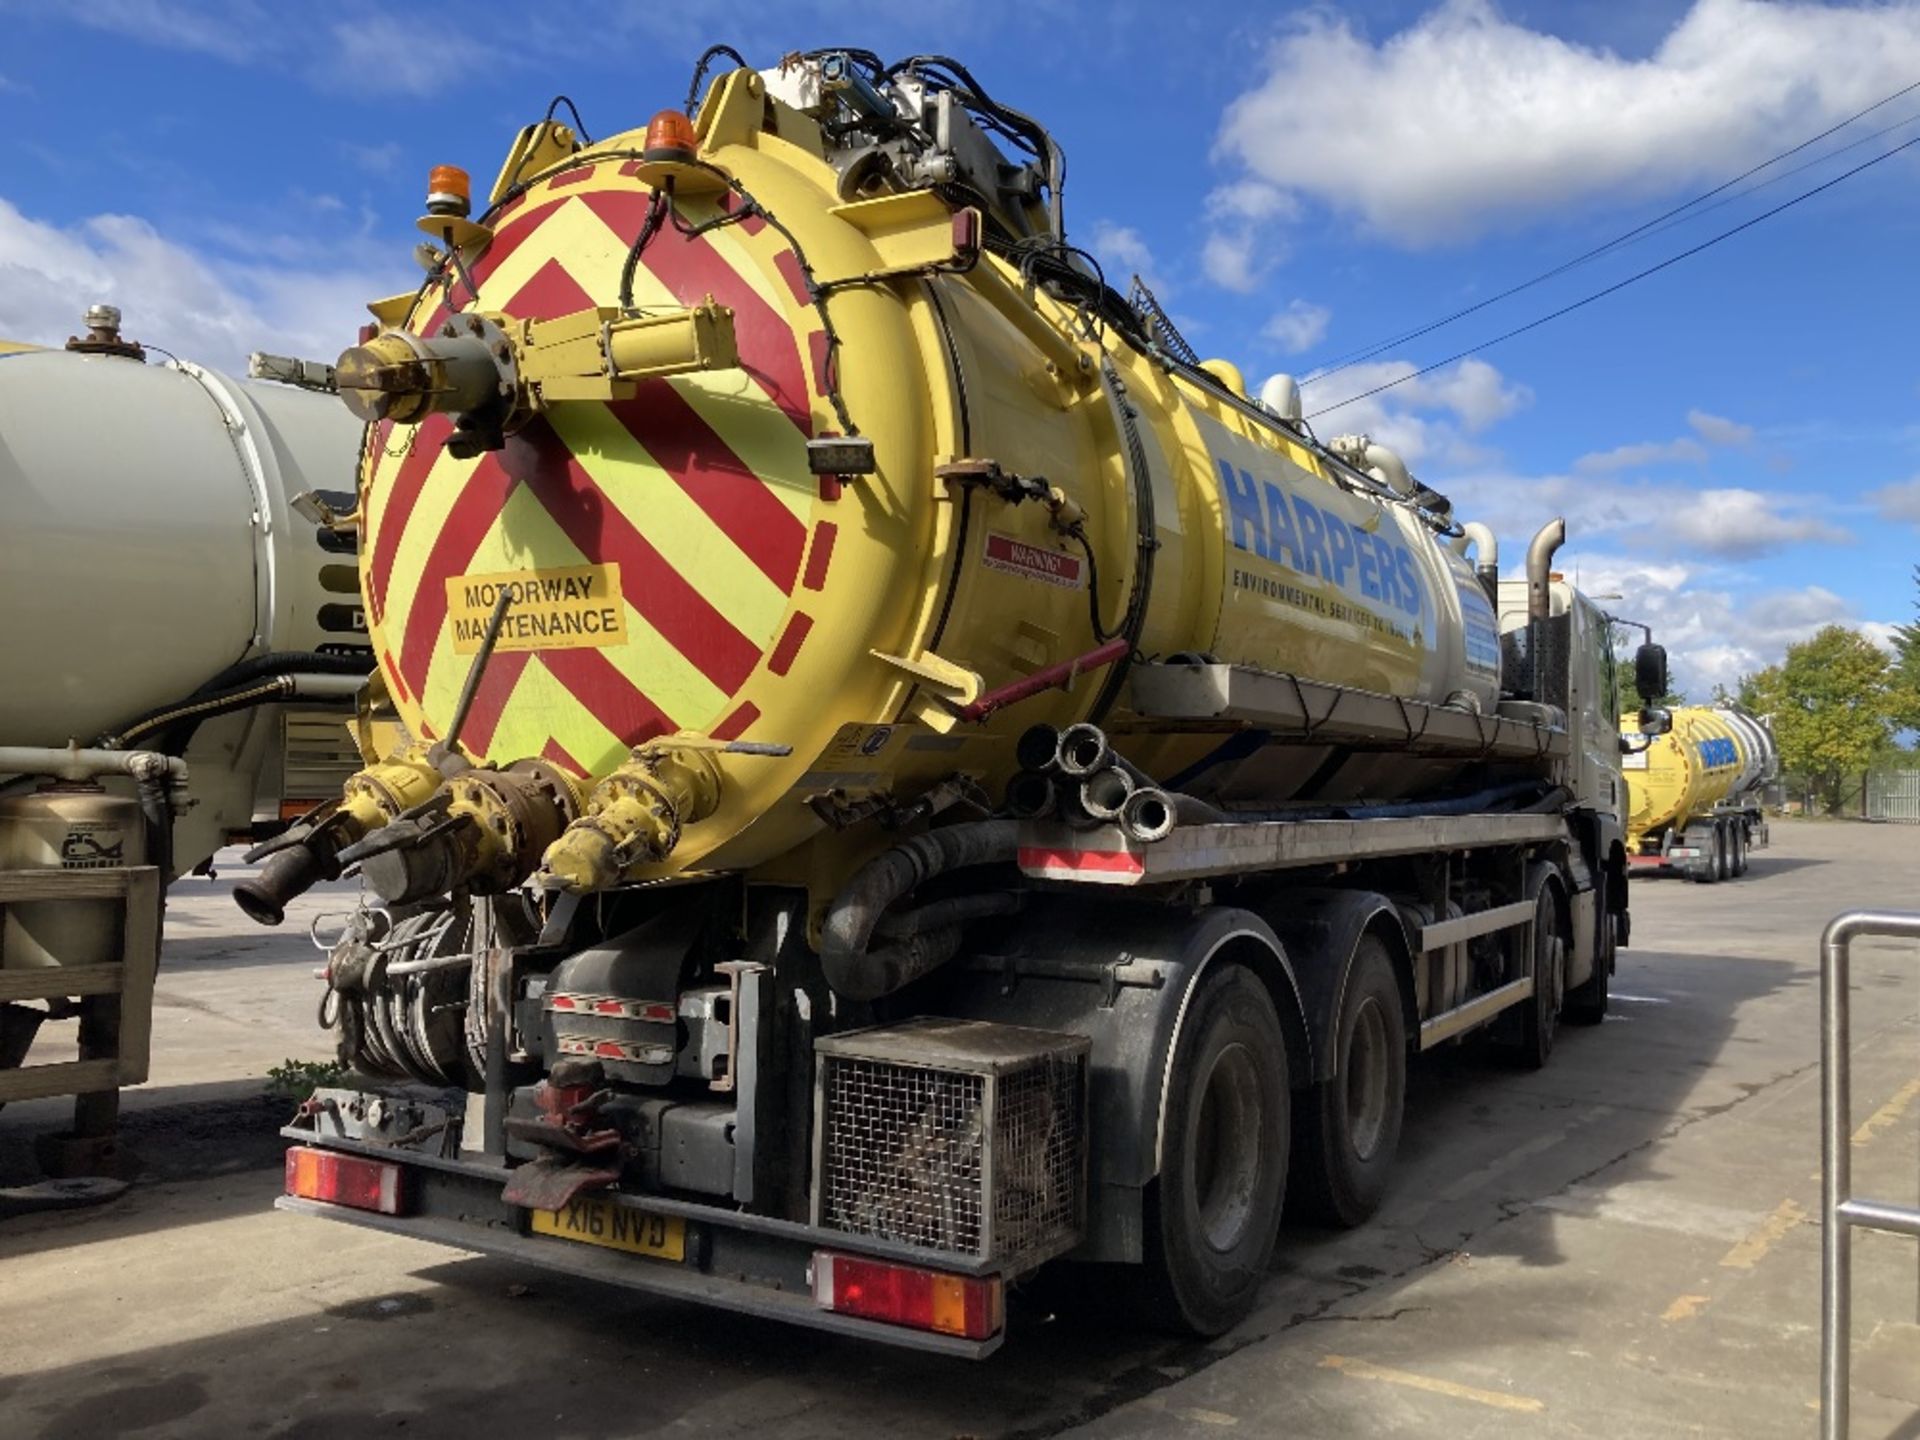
1852,1077,1920,1149
1319,1354,1546,1414
1662,1294,1710,1322
1719,1199,1807,1270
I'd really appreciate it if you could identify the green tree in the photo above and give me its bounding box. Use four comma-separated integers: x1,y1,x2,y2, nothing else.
1889,565,1920,730
1739,625,1900,814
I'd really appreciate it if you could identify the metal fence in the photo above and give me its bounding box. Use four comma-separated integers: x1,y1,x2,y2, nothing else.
1820,911,1920,1438
1866,771,1920,824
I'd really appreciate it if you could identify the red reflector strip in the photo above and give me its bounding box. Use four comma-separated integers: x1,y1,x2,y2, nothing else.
285,1146,407,1216
546,992,676,1021
812,1252,1002,1341
1017,845,1147,881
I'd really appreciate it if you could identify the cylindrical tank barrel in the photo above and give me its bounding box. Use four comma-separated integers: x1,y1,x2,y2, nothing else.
342,95,1507,890
0,349,365,747
1622,704,1773,841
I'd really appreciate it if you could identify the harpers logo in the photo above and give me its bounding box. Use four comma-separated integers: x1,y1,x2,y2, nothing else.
1218,460,1425,619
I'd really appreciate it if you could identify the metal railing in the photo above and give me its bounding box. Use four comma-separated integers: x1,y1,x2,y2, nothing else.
1866,770,1920,824
1820,910,1920,1439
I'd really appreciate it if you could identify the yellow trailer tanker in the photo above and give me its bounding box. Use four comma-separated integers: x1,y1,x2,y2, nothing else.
261,46,1647,1352
1622,704,1774,881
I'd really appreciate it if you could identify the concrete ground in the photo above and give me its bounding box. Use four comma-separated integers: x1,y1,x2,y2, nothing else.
1,820,1917,1438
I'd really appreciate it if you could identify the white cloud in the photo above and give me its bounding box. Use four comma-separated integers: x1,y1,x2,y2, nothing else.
1660,487,1849,557
317,16,498,96
1200,228,1274,294
1548,552,1868,695
0,196,400,373
1213,0,1920,253
1687,409,1755,446
54,0,271,62
1299,355,1531,468
1088,218,1171,298
1450,466,1846,562
1262,299,1330,355
1206,181,1297,224
1200,183,1295,293
1868,476,1920,525
1860,620,1902,654
344,141,404,176
1574,437,1709,473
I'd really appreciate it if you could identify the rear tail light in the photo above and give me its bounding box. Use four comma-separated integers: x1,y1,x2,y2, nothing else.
811,1252,1002,1341
285,1146,409,1216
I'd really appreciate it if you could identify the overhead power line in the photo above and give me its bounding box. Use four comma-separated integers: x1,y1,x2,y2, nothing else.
1304,131,1920,421
1615,106,1920,253
1302,75,1920,387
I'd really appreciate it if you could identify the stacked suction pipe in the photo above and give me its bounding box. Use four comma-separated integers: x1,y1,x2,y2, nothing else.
1003,723,1558,845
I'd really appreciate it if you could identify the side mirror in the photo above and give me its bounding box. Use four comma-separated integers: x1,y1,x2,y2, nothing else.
1633,642,1669,704
1637,705,1673,737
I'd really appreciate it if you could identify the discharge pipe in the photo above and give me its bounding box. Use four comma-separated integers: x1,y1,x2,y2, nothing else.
1455,522,1499,604
1525,517,1566,704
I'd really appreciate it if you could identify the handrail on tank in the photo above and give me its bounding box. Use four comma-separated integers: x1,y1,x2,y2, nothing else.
1819,909,1920,1439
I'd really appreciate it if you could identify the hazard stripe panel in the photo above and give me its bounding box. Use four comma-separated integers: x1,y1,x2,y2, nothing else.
365,159,827,773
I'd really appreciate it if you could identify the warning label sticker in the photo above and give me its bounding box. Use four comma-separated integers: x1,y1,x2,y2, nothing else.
983,532,1084,589
448,564,627,653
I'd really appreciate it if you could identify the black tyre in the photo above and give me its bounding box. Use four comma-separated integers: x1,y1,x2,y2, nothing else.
1730,823,1748,877
1134,963,1290,1336
1564,872,1613,1026
1716,823,1732,881
1512,884,1567,1069
1688,828,1720,884
1292,937,1407,1228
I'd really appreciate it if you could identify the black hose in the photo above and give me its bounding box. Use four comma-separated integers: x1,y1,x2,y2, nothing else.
108,675,358,754
819,821,1018,1000
684,44,749,112
188,650,370,697
872,893,1021,939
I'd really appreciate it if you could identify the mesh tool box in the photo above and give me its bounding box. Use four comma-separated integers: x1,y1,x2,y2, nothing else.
812,1017,1089,1272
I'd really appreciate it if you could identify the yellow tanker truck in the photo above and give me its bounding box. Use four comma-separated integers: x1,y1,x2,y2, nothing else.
258,47,1664,1352
1622,704,1775,882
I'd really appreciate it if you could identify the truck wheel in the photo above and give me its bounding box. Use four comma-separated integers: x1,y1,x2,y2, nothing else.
1730,824,1748,877
1688,829,1720,884
1716,824,1733,881
1135,963,1289,1336
1512,884,1566,1069
1564,875,1612,1027
1292,937,1406,1228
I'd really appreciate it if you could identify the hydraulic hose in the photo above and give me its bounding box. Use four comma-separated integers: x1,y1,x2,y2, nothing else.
189,650,371,695
103,672,365,751
819,820,1019,1000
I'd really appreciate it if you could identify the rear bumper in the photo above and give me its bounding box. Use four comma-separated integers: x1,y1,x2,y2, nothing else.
275,1131,1002,1358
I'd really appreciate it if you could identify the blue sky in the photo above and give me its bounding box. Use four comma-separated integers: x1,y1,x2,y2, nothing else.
3,0,1917,694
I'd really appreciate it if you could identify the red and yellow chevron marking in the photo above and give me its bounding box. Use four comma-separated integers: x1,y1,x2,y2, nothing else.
359,161,838,779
